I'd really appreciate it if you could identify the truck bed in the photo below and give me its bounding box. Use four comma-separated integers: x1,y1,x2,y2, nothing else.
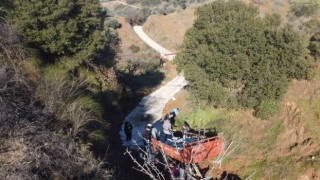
151,135,224,164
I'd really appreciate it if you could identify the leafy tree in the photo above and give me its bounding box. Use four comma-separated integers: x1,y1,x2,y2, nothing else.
6,0,115,69
175,0,312,109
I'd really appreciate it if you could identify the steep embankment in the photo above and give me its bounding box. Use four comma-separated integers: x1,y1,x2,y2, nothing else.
141,2,320,179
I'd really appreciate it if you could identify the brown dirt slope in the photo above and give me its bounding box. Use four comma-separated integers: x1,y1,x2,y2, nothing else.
143,8,196,53
117,17,151,53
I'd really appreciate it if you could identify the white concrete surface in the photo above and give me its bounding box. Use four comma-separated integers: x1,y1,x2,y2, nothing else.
120,26,188,147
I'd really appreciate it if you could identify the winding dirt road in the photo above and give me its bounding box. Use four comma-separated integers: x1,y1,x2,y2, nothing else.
120,26,188,147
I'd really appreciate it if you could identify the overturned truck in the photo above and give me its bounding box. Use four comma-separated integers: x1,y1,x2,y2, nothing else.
150,124,225,178
152,134,224,164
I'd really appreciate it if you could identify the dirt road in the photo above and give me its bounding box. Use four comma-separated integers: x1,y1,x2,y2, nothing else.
120,26,188,147
133,26,176,61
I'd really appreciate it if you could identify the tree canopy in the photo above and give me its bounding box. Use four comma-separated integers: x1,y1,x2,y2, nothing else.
175,0,313,108
6,0,114,69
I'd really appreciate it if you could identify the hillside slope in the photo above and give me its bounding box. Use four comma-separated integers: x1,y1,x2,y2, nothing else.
143,8,195,53
142,1,320,179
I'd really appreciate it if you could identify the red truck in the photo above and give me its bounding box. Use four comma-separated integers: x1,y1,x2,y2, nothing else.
151,133,224,164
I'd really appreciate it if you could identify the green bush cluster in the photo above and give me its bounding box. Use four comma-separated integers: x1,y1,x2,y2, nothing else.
176,107,229,129
175,0,313,111
105,18,121,29
6,0,116,70
121,6,151,25
255,99,280,120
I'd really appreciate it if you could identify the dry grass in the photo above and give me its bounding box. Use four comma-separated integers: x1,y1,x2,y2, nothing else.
143,8,196,53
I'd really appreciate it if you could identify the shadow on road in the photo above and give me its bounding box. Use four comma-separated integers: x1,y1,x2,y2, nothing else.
118,70,165,95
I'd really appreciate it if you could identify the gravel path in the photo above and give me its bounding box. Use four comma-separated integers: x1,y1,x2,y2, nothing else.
120,26,188,147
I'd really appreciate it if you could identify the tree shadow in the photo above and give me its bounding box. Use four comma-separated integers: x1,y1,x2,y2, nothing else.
90,89,151,180
118,70,165,95
219,171,242,180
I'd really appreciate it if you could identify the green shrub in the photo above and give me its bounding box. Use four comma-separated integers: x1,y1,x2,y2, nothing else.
183,64,230,107
290,0,320,17
7,0,107,65
105,18,121,29
176,107,230,129
256,99,280,120
124,7,151,25
178,0,187,9
137,8,152,25
129,44,141,53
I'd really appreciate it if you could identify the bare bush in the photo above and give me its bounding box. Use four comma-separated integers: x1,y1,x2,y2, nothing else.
0,18,27,72
0,64,112,179
62,100,100,137
0,66,33,137
37,74,101,137
0,133,113,179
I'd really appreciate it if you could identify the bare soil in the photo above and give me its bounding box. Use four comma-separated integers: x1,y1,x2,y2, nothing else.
117,17,151,53
143,8,196,53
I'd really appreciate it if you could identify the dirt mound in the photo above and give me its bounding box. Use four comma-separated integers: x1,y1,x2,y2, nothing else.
143,8,196,53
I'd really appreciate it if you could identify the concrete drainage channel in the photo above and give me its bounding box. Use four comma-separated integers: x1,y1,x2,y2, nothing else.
119,26,188,148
